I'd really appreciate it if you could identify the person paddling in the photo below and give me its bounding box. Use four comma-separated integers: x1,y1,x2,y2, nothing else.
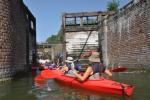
60,57,75,74
81,50,112,76
72,51,112,82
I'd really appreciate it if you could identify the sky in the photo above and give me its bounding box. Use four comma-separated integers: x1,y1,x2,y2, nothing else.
23,0,131,43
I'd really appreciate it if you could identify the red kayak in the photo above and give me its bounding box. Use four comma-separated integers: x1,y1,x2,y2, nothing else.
34,74,45,82
41,69,134,96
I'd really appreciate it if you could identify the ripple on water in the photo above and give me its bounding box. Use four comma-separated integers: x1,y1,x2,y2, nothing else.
31,78,133,100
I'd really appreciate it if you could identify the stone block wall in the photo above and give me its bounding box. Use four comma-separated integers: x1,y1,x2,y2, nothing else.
106,0,150,68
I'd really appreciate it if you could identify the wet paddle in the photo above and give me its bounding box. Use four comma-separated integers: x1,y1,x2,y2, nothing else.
111,67,127,72
41,69,63,79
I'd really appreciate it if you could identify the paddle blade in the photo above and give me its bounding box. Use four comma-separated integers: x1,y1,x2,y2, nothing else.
111,67,127,72
41,69,63,79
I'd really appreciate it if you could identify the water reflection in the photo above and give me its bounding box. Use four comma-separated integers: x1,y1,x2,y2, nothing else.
112,70,150,100
31,70,150,100
0,82,11,99
0,74,36,100
33,78,132,100
0,70,150,100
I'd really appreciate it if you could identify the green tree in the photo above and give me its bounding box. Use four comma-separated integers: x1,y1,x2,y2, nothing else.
46,35,58,44
107,0,119,11
57,27,64,43
46,27,64,44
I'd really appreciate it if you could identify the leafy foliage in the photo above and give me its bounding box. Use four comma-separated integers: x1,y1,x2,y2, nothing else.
107,0,119,11
46,28,64,44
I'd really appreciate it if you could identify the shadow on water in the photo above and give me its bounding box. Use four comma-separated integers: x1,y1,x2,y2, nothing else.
111,69,150,100
0,72,36,100
0,70,150,100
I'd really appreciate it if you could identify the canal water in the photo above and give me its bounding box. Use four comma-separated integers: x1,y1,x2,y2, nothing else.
0,70,150,100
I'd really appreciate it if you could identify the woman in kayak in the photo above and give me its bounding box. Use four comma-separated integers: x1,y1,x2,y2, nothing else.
72,51,112,82
59,57,75,74
60,57,83,76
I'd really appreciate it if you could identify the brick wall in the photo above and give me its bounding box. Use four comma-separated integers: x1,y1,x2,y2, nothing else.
106,0,150,68
12,0,28,72
0,0,36,81
0,0,15,80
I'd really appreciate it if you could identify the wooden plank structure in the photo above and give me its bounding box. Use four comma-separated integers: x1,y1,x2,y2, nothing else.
62,11,106,62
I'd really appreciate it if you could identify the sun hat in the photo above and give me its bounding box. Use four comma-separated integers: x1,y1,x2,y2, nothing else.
88,52,100,63
65,57,74,63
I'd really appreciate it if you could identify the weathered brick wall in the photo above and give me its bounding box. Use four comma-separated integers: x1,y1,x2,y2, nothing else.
106,0,150,68
0,0,35,81
11,0,27,72
0,0,16,80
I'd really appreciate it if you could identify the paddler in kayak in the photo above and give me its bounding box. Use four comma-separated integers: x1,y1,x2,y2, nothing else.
59,57,75,74
59,57,83,77
72,51,112,82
